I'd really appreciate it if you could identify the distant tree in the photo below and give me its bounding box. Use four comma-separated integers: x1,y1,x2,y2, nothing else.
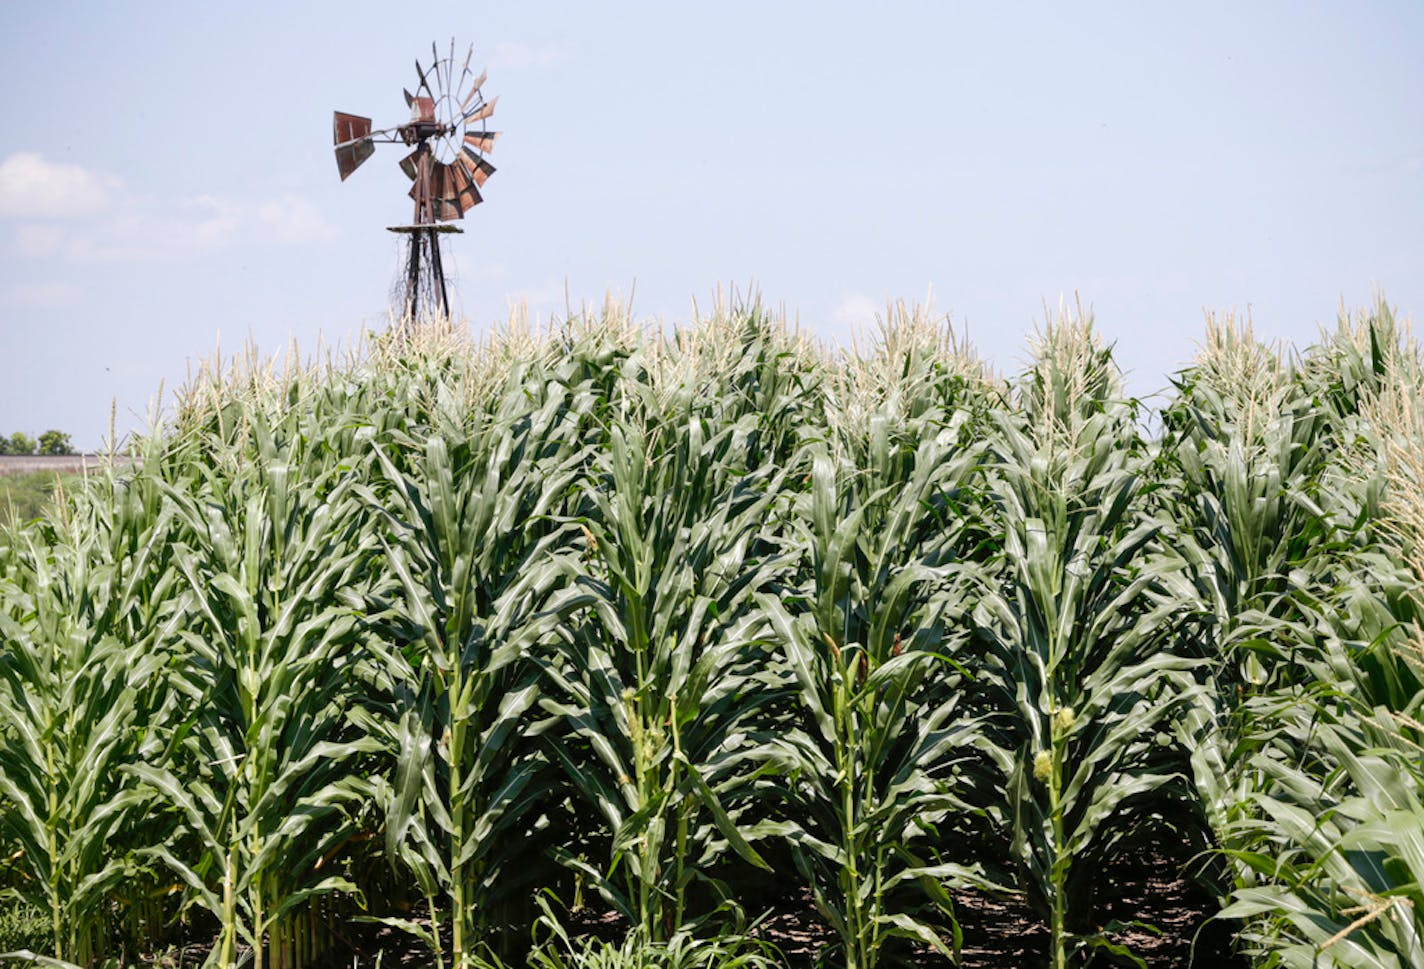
6,432,36,455
38,430,74,456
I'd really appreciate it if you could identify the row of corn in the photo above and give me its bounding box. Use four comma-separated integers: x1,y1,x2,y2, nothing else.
1,298,1420,969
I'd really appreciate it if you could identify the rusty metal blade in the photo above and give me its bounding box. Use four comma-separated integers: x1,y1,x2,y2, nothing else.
398,149,420,182
333,112,372,146
420,159,481,219
460,70,487,110
464,95,498,124
432,162,461,221
415,58,435,97
456,174,483,213
435,161,454,198
459,149,496,187
461,44,473,80
335,139,375,181
463,131,500,154
333,112,375,180
448,161,480,214
445,161,465,195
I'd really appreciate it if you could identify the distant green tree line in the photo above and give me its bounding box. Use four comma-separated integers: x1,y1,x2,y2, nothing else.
0,430,74,455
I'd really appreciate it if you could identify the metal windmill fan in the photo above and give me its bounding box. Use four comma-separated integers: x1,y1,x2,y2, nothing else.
333,40,499,325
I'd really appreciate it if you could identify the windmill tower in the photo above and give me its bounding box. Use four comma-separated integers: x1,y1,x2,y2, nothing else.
332,41,499,327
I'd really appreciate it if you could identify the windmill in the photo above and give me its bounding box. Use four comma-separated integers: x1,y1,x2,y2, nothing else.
333,40,499,326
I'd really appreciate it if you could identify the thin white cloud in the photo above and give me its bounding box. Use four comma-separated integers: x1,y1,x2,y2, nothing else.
256,194,338,245
0,152,121,219
180,192,337,248
2,151,335,257
4,184,337,263
488,40,570,71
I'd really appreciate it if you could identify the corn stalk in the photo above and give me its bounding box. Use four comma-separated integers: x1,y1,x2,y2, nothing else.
0,468,183,964
972,318,1201,968
540,395,790,940
757,388,996,968
131,429,382,969
364,360,591,968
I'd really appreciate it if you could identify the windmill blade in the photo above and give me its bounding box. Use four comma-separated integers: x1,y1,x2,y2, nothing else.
414,58,435,98
438,164,460,219
398,149,420,182
335,140,375,181
464,95,498,124
333,112,375,180
429,160,464,220
459,149,496,187
461,44,473,81
447,160,483,214
417,161,481,221
333,111,372,145
463,131,500,154
460,70,488,110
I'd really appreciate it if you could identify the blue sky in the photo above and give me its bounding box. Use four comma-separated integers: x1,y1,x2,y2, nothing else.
2,3,1421,448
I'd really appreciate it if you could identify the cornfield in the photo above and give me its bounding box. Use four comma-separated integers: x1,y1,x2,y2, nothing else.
1,297,1421,969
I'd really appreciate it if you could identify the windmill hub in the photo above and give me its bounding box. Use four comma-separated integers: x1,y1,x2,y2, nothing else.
332,40,500,327
399,97,448,145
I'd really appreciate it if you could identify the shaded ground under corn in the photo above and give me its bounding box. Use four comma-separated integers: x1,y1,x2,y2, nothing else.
151,834,1242,969
732,832,1241,968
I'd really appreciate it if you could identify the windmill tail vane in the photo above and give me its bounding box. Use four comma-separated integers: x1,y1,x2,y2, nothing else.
332,39,499,329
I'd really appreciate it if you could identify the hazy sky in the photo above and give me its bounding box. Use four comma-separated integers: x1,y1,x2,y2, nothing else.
2,3,1421,448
